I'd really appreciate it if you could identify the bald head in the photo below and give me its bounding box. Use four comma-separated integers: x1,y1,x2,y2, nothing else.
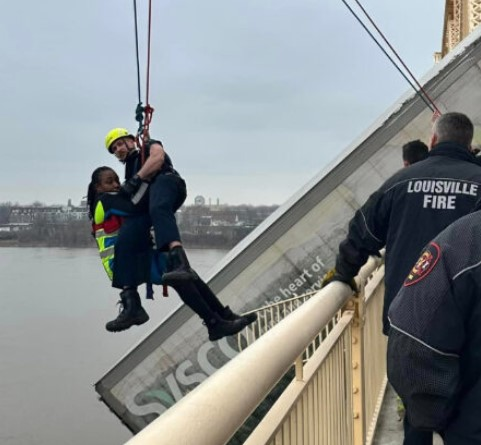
432,112,473,148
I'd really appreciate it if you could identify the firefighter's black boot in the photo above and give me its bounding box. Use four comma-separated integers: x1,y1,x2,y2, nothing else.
105,289,149,332
162,246,198,285
192,278,257,326
169,280,249,341
221,306,258,326
205,313,248,342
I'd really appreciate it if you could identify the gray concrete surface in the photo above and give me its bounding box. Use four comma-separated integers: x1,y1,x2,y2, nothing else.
372,384,443,445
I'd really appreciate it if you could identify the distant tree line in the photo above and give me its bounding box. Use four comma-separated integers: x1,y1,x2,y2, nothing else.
15,219,95,248
0,201,279,249
0,203,11,224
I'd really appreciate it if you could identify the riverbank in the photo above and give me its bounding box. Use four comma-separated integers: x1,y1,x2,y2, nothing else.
0,237,239,250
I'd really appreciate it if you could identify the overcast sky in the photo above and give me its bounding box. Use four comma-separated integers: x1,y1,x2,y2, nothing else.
0,0,445,206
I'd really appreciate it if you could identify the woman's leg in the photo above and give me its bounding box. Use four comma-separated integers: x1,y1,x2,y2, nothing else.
112,214,152,289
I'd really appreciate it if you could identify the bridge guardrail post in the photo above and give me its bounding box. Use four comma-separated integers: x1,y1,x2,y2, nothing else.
347,278,366,445
294,355,304,381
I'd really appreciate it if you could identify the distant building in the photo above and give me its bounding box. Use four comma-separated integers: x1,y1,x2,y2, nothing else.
194,195,206,206
8,199,88,224
177,203,279,248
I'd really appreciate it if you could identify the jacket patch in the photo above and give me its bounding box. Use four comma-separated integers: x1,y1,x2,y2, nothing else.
404,242,441,286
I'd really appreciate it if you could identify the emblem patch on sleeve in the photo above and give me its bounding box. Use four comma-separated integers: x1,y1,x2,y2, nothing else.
404,242,441,286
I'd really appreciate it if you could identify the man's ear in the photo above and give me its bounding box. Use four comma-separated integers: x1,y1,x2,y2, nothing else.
429,134,437,149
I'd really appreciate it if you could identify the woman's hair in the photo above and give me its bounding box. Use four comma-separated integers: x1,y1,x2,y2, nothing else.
86,166,115,219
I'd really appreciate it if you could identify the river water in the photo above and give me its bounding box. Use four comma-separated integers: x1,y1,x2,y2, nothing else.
0,247,228,445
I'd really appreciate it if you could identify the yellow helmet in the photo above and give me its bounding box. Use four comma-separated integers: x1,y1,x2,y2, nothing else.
104,128,135,152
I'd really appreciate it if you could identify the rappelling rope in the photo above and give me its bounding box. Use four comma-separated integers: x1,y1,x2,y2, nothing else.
132,0,168,298
340,0,441,116
133,0,155,165
351,0,441,116
133,0,142,111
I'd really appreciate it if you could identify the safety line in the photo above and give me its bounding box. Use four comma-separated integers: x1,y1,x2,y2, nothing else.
133,0,143,106
351,0,441,115
145,0,153,107
132,0,155,165
340,0,439,114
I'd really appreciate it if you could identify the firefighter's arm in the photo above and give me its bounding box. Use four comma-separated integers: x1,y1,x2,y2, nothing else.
335,188,387,280
137,142,165,181
387,245,464,431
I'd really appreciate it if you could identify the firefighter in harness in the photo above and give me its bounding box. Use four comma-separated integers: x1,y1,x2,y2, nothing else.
87,165,257,340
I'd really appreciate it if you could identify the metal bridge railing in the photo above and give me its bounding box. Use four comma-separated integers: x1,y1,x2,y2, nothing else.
362,265,387,445
236,290,340,358
243,311,355,445
243,258,386,445
125,255,386,445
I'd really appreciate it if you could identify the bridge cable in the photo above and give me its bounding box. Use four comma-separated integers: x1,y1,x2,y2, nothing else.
340,0,441,115
351,0,441,115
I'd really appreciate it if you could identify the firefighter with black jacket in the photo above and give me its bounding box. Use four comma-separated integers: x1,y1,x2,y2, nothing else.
326,112,481,445
387,204,481,444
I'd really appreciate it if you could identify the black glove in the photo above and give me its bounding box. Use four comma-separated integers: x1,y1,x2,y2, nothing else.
120,175,142,198
321,268,357,292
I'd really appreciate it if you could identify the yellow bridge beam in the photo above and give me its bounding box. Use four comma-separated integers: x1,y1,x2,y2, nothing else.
437,0,481,59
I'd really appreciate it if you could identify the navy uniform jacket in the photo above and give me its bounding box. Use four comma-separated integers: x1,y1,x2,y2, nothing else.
125,139,176,180
387,209,481,443
121,138,186,252
123,139,179,214
335,141,481,334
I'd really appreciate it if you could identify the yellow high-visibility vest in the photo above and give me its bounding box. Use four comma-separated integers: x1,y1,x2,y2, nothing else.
92,200,123,281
